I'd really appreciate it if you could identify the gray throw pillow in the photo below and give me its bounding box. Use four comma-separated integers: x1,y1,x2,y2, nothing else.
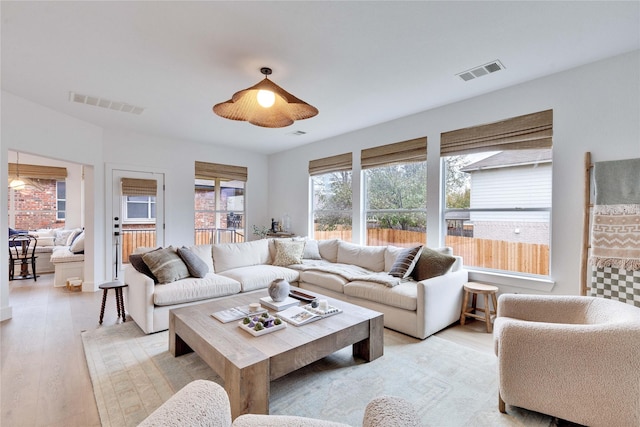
388,245,423,278
411,247,456,281
177,246,209,278
142,246,190,284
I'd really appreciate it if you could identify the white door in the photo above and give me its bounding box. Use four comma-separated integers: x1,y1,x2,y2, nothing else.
111,169,164,280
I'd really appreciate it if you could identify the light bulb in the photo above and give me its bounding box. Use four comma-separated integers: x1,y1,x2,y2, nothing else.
9,179,26,190
257,90,275,108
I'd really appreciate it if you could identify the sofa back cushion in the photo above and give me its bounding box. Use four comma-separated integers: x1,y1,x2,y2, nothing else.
317,239,340,263
213,239,270,273
337,241,386,272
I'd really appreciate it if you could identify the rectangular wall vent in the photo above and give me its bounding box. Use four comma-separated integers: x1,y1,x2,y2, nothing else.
456,60,505,82
69,92,144,115
289,130,307,136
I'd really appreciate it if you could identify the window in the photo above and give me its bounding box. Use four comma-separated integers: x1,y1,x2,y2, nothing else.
121,178,158,223
125,196,156,221
362,138,427,247
309,153,353,240
56,180,66,221
195,162,247,244
441,110,553,277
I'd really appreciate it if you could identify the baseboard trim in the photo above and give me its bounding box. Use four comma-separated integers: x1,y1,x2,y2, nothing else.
0,305,13,321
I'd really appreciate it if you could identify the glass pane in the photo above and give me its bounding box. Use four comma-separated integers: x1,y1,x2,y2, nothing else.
312,171,352,240
57,181,66,199
365,162,426,247
443,149,551,276
58,201,66,211
127,195,151,202
127,203,149,218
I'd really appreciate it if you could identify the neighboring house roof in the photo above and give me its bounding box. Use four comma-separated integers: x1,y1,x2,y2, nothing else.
444,211,470,221
461,149,552,172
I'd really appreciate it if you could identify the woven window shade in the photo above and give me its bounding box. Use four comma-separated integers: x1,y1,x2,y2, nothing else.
440,109,553,156
195,161,248,182
8,163,67,180
308,152,353,176
121,178,157,196
361,137,427,170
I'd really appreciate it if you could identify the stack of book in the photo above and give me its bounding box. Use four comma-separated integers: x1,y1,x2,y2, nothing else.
259,296,300,311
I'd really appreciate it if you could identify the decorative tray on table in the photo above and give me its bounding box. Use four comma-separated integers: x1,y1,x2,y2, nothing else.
238,313,287,336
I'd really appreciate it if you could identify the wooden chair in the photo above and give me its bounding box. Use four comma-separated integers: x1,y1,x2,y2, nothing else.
9,234,38,281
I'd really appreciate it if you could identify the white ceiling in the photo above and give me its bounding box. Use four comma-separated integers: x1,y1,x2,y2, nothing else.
2,1,639,155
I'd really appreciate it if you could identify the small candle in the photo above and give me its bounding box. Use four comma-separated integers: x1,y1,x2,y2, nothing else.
318,299,328,311
249,303,261,313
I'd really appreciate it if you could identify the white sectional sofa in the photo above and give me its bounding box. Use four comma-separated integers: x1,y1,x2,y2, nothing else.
125,238,468,339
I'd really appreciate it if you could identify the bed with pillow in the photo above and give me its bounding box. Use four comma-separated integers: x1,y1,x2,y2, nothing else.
125,238,467,339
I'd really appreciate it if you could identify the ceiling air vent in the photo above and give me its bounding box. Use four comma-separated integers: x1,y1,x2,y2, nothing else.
456,60,505,82
69,92,144,115
289,130,307,136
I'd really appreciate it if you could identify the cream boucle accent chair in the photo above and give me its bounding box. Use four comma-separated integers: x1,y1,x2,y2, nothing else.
493,294,640,427
138,379,421,427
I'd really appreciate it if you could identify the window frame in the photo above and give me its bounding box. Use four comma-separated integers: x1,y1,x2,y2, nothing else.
56,180,66,221
123,195,156,224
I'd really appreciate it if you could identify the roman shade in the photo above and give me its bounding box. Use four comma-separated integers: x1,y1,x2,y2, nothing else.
440,109,553,156
308,152,353,176
121,178,157,196
361,137,427,170
195,161,248,182
8,163,67,179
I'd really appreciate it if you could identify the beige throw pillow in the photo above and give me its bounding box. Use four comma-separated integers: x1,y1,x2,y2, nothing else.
388,245,423,278
272,240,305,266
142,246,190,284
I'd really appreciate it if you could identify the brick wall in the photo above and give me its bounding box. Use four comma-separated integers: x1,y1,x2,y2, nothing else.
8,179,64,230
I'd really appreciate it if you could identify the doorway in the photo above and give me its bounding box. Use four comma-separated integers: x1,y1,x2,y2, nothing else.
111,169,164,280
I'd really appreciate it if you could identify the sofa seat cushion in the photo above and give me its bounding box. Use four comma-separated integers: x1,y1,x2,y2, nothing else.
300,270,349,294
218,265,300,292
344,280,418,311
153,274,241,306
51,247,84,263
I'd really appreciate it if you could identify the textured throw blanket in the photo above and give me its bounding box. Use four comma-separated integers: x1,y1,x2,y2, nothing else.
590,158,640,270
291,261,402,287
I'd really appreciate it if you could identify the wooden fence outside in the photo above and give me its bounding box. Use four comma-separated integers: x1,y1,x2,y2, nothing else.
122,228,549,275
315,228,549,275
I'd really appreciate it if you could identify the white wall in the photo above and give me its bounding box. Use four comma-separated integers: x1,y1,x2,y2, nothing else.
1,91,104,320
1,94,270,321
267,50,640,297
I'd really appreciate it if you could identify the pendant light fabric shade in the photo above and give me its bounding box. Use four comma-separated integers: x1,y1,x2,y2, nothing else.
213,70,318,128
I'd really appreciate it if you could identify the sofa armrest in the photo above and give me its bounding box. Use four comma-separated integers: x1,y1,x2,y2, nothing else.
138,380,232,427
124,265,156,334
362,395,421,427
415,260,468,338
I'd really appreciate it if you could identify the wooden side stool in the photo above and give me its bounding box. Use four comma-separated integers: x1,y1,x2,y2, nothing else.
99,281,128,324
460,282,499,333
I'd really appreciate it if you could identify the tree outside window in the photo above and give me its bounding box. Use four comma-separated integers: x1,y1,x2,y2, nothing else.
364,162,427,247
311,171,352,240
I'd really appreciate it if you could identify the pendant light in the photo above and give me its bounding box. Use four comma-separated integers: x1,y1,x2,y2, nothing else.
9,152,26,190
213,67,318,128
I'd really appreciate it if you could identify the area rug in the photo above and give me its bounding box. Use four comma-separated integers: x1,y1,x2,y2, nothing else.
82,321,556,427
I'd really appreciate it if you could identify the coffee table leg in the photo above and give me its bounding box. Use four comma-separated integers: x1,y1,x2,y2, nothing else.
225,359,269,419
353,315,384,362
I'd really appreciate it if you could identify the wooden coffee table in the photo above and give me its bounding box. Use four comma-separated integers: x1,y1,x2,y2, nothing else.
169,289,384,418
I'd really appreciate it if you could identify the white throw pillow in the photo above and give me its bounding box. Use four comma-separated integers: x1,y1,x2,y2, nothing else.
69,231,85,253
272,240,305,266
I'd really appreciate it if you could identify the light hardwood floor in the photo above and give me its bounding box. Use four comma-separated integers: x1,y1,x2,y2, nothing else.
1,274,494,427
